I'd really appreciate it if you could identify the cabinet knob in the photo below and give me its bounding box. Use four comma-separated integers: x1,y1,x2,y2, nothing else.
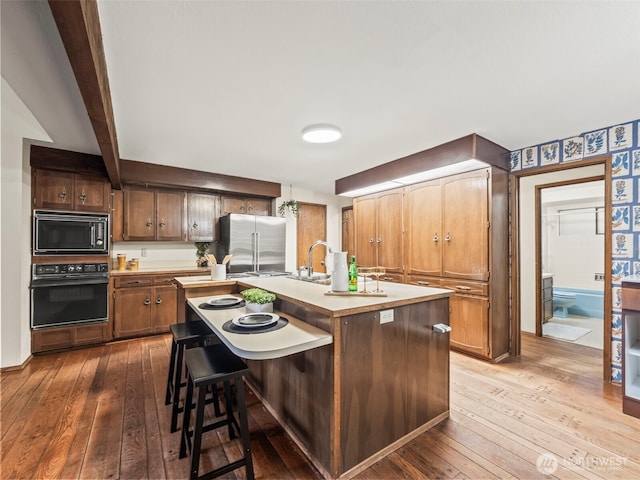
159,219,166,228
240,205,246,211
377,237,382,244
369,237,374,244
59,188,67,200
433,233,439,243
146,218,153,227
445,232,451,242
79,190,87,203
155,297,162,304
248,206,253,212
192,222,198,229
144,298,151,305
417,281,430,285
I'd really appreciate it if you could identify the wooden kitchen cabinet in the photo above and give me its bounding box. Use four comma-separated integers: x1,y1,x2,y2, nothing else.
32,168,110,213
112,273,179,338
220,195,271,216
353,188,403,273
123,186,186,241
621,282,640,419
187,192,217,241
403,166,509,362
32,322,111,353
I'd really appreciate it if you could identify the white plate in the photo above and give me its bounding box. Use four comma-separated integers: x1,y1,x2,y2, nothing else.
232,312,279,328
207,296,243,307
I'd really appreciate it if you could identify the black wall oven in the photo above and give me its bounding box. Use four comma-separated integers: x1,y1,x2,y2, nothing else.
33,210,109,255
31,263,109,329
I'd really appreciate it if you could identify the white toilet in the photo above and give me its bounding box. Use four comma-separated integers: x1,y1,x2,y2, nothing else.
553,291,576,318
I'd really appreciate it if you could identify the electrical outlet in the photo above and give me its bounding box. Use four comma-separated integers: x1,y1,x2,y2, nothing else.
380,309,394,324
594,273,604,281
141,248,148,257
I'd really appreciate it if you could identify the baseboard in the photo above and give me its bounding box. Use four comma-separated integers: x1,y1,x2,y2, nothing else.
0,354,33,373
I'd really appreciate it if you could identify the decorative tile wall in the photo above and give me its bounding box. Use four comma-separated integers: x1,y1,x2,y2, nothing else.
511,118,640,383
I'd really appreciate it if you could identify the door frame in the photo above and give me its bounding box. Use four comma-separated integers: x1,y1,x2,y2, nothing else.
510,155,612,382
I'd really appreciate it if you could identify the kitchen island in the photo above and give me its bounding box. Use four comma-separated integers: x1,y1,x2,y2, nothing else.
178,275,452,479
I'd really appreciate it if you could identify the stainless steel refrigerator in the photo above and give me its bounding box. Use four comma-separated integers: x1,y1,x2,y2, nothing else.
217,213,286,273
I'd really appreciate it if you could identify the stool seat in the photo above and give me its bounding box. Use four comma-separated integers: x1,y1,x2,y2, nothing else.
180,344,254,480
170,320,216,344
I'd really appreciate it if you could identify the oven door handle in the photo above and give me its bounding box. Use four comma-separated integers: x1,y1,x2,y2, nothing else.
30,277,109,288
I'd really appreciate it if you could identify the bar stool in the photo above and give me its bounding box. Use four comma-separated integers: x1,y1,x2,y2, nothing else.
179,344,254,480
165,320,219,432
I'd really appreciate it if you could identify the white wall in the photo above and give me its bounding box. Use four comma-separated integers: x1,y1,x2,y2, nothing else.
1,77,52,368
519,164,604,334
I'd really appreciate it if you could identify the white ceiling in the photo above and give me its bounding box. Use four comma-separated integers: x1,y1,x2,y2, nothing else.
3,1,640,194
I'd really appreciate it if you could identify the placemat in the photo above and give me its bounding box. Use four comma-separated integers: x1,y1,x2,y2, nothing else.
222,317,289,334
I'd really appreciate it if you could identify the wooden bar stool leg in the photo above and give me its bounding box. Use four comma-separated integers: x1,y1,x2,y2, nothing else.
165,340,178,405
179,372,195,459
222,380,236,440
235,378,254,480
171,342,186,432
189,386,207,480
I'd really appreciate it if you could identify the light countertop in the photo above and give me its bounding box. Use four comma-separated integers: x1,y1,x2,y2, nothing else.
187,295,333,360
111,265,210,276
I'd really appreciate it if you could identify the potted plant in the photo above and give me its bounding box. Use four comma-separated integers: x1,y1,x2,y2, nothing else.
277,199,299,217
195,242,210,266
240,288,276,313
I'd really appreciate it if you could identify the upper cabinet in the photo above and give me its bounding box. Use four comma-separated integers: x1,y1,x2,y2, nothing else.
187,192,217,241
123,186,186,241
220,195,271,216
32,168,110,213
353,188,403,277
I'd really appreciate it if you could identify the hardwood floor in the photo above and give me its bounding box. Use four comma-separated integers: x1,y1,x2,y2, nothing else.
2,333,640,479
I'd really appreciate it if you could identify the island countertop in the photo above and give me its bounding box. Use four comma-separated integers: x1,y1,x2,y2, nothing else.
186,295,333,360
176,275,453,317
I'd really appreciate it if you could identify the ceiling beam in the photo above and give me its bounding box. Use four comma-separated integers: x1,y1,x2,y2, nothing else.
48,0,122,189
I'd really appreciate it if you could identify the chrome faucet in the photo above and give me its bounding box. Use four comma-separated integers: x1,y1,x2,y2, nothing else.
307,240,333,277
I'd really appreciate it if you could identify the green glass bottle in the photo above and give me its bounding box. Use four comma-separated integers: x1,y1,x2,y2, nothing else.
348,255,358,292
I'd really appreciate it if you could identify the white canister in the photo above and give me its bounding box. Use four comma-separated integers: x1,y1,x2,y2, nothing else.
330,252,349,292
211,264,226,281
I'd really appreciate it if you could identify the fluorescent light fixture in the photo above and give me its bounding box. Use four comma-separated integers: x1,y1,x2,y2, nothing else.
338,159,489,197
302,124,342,143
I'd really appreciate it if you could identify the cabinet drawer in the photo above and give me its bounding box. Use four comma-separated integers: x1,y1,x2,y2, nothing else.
114,276,153,288
543,288,553,301
622,287,640,311
441,279,488,296
378,273,403,283
153,274,179,286
407,275,442,288
543,277,553,288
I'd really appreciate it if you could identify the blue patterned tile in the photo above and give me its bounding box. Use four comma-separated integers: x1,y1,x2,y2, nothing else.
612,178,632,203
612,206,629,229
540,142,559,165
611,367,622,383
612,314,622,339
632,150,640,176
562,136,584,162
613,286,622,310
609,123,633,151
612,261,630,283
510,150,522,171
612,340,623,364
522,146,538,169
613,233,633,257
584,129,607,157
612,152,630,177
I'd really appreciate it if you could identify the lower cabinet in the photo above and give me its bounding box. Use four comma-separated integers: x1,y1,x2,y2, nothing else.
32,322,111,353
112,274,180,339
448,294,489,358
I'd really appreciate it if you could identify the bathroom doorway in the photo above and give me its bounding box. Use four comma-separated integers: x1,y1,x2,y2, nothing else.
537,180,605,349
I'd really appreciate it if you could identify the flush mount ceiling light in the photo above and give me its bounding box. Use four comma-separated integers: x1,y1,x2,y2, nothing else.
302,124,342,143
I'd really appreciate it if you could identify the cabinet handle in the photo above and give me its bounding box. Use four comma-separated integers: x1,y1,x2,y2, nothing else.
144,298,151,305
455,285,472,291
126,280,141,285
382,276,394,281
433,233,439,243
417,281,430,285
79,190,87,203
369,237,374,244
159,219,166,228
59,188,67,200
146,218,153,227
192,222,198,229
155,297,162,304
248,206,253,212
377,237,382,244
240,205,246,211
445,232,451,242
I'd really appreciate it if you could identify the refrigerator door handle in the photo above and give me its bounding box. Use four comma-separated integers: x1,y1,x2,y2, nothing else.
255,232,260,270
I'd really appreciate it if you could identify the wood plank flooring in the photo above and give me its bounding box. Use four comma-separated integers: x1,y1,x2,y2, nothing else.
2,333,640,479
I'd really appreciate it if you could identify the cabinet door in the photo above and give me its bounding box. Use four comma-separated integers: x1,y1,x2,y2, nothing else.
152,285,177,333
113,287,153,338
405,180,442,276
156,190,186,241
74,174,110,212
124,187,156,240
33,169,74,209
353,195,377,267
376,189,403,273
247,198,271,216
442,169,489,280
220,196,247,215
449,294,489,358
187,192,216,241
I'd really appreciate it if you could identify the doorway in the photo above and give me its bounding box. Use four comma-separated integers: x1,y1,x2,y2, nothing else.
537,180,605,349
513,158,612,381
296,202,327,273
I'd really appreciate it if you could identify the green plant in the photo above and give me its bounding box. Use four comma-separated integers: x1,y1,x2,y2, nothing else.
277,199,299,217
240,288,276,304
194,242,210,258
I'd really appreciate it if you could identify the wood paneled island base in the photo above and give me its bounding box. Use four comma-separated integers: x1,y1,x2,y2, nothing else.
179,276,452,479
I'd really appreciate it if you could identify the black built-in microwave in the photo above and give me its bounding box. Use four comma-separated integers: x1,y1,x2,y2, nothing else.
33,210,109,255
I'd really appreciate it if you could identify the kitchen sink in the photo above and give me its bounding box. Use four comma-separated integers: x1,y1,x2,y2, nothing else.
286,273,331,284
